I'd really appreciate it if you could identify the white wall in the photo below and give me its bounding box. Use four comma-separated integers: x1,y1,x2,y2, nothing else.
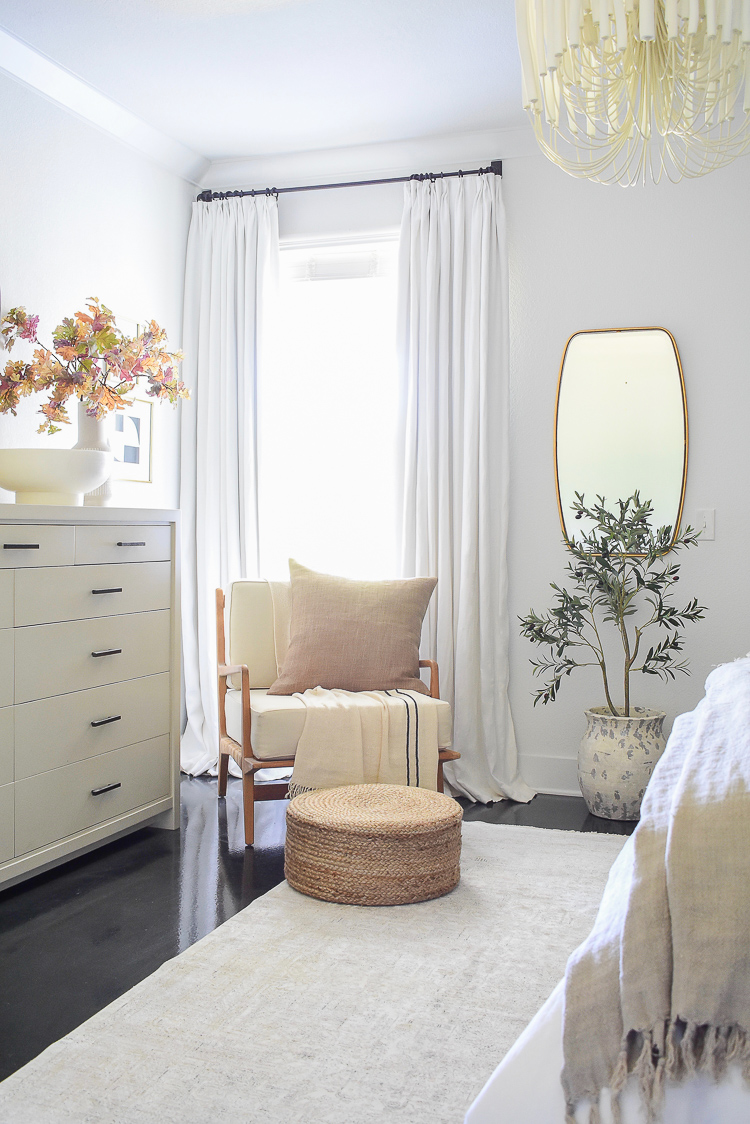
0,71,193,509
504,153,750,794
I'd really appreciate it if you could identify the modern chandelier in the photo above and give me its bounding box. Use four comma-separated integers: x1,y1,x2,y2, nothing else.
515,0,750,183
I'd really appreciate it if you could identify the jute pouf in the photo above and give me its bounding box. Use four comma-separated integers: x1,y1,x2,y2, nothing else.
284,783,463,906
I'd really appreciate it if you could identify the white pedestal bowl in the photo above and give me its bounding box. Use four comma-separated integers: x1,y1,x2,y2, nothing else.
0,448,114,506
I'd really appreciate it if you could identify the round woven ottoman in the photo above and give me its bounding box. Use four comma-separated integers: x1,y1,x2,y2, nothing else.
285,784,463,906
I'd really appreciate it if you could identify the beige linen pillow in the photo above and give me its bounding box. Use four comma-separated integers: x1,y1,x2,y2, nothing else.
267,560,436,695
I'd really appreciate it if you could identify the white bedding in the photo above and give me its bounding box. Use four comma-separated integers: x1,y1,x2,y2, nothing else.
465,979,750,1124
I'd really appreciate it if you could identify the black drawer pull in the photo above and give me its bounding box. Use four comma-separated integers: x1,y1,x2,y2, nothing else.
91,587,123,595
91,648,122,658
117,541,146,547
91,715,122,728
3,543,39,550
91,782,122,797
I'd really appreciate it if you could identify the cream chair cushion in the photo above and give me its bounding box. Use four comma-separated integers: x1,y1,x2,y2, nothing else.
225,688,453,761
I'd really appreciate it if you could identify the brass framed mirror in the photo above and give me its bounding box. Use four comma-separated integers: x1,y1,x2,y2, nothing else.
554,327,688,549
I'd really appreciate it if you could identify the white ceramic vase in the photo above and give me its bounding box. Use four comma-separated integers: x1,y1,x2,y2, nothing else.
73,399,113,506
578,707,667,821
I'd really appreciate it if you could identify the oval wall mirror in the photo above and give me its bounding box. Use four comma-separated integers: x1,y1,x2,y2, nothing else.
555,327,688,548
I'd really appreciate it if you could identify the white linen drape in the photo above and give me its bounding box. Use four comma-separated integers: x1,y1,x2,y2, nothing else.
397,175,534,804
180,195,279,776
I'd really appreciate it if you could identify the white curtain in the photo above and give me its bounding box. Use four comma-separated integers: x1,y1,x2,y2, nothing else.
398,175,534,804
180,195,279,776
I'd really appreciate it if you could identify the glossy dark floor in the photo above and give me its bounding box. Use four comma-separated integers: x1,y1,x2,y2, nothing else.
0,778,633,1082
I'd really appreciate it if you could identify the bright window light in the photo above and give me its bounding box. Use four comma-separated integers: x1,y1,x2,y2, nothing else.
258,239,399,581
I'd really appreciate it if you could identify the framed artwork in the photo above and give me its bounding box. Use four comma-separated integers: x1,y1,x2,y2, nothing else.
111,397,153,483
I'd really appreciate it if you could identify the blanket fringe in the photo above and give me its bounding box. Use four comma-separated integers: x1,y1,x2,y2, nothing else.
287,782,317,800
573,1020,750,1124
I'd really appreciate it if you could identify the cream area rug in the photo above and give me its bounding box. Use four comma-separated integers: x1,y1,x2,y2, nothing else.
0,823,624,1124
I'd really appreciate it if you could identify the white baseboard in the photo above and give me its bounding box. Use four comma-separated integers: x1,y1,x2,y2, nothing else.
520,754,580,798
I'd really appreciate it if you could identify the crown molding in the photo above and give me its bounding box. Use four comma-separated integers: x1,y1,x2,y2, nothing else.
200,125,539,191
0,26,209,184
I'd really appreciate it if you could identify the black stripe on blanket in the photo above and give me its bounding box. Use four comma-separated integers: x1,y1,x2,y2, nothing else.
384,690,420,787
385,690,411,785
396,690,420,787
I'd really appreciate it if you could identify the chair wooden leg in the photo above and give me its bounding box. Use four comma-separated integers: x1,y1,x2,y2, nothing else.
217,749,229,798
437,760,445,793
242,769,255,847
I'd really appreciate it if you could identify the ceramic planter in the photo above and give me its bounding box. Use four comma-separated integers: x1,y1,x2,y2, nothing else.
578,707,666,821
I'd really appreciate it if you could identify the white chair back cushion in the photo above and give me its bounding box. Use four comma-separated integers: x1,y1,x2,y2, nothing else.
228,581,278,689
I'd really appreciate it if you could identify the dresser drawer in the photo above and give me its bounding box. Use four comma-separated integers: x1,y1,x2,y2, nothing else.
14,735,170,856
0,571,12,629
0,783,12,863
14,610,171,703
0,707,12,787
15,673,170,779
15,561,172,626
0,525,75,569
0,629,12,709
75,525,171,566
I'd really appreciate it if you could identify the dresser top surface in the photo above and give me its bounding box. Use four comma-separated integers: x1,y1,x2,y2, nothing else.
0,505,178,525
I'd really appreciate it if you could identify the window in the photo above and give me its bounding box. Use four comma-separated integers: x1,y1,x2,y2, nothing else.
258,238,400,580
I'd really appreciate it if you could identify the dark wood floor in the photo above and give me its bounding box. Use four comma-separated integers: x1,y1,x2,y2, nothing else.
0,777,634,1083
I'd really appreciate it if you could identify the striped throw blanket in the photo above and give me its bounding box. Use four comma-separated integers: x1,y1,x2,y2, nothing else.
287,686,440,798
562,656,750,1123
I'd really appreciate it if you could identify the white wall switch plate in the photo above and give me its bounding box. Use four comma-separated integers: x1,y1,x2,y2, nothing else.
695,509,715,540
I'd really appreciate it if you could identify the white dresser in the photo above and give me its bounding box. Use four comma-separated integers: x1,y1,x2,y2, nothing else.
0,506,180,890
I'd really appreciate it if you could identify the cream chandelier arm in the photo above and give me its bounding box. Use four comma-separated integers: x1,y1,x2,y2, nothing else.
515,0,750,183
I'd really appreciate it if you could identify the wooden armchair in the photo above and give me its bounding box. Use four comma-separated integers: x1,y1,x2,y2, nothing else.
216,582,460,846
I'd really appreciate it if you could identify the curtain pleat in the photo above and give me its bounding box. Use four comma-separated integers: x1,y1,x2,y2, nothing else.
180,196,279,776
397,176,534,804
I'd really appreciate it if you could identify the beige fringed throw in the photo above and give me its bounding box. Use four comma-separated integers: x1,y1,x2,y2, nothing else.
287,686,439,798
562,657,750,1124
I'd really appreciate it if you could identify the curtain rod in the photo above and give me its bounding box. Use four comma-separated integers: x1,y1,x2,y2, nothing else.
196,159,502,202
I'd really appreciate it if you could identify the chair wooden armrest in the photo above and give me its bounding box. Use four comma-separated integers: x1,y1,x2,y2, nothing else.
218,663,245,679
419,659,440,699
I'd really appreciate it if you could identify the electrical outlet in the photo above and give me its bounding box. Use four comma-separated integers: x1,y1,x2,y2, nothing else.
695,509,715,540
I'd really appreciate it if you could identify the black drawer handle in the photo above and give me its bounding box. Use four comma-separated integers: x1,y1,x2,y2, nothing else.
91,782,122,797
91,648,122,658
91,587,123,595
3,543,39,550
117,541,146,547
91,715,122,728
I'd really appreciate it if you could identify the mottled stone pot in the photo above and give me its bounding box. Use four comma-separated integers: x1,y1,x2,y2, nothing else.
578,707,666,821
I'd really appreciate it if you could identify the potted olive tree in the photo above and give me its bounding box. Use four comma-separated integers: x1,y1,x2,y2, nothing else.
520,493,706,820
